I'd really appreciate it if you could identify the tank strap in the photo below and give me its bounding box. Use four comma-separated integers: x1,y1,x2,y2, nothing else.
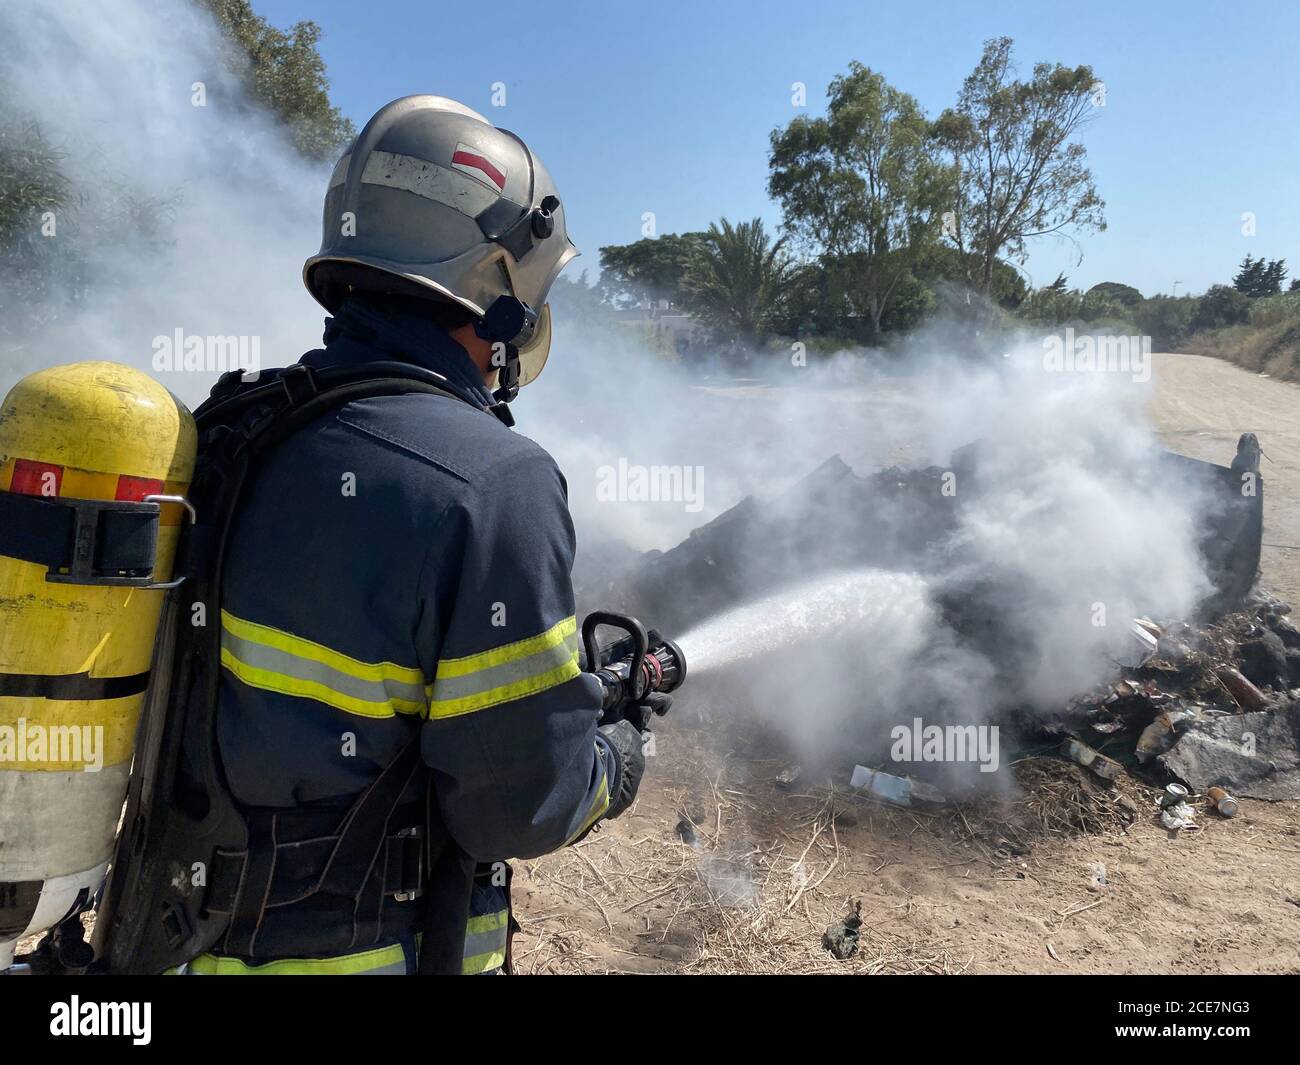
0,492,160,585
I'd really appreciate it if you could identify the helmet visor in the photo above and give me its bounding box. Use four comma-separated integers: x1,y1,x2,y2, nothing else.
517,303,551,387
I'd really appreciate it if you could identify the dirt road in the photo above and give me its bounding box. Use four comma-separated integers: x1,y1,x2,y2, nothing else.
514,351,1300,975
1149,352,1300,604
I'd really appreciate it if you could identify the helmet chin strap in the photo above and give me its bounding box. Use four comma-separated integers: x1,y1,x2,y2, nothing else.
475,295,537,419
490,345,521,405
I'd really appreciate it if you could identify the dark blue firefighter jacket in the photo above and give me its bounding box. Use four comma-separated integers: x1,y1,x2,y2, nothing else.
202,298,614,973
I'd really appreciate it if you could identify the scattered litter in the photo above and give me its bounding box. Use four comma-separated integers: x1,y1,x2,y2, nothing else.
1133,617,1163,639
1159,783,1190,809
821,900,862,960
1157,633,1195,667
1087,862,1108,892
1216,666,1269,712
1136,706,1200,763
849,766,946,807
774,764,803,791
1206,786,1240,818
1160,801,1197,831
1059,738,1122,782
1122,620,1160,667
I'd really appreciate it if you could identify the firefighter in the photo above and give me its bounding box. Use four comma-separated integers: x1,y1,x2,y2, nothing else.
170,96,647,974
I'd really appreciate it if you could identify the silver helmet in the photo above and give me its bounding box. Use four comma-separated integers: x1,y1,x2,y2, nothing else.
303,95,578,390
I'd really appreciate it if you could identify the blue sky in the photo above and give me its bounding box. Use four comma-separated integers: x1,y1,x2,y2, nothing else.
255,0,1299,297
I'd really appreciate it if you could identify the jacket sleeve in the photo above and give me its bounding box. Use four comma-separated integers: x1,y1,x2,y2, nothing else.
416,445,614,861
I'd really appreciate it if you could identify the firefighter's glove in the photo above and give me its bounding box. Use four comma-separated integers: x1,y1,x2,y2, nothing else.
621,691,673,732
598,719,648,820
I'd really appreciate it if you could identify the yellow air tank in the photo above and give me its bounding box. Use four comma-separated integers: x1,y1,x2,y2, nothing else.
0,362,195,969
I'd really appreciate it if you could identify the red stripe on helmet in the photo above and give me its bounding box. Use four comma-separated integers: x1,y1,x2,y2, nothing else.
451,149,506,190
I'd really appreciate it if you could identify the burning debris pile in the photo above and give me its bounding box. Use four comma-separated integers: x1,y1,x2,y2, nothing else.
1044,592,1300,804
575,454,959,633
580,432,1296,820
578,434,1263,638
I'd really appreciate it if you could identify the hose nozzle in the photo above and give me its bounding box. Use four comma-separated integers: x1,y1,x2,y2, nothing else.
581,611,687,722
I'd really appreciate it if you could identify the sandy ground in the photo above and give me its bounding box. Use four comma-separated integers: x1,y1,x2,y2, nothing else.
514,353,1300,975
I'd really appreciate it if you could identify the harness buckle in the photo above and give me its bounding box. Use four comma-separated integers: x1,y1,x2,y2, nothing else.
392,826,425,902
279,364,319,407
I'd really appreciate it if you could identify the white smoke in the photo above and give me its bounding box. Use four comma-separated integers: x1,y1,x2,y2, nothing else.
523,314,1213,770
0,0,326,401
0,2,1215,775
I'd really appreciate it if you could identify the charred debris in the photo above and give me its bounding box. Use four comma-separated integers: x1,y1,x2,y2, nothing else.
577,433,1297,816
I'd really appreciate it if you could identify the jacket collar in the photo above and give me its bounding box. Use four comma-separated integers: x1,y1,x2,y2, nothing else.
302,297,497,412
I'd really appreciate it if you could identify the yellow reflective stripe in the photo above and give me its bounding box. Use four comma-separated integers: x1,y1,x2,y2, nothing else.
436,616,577,678
220,648,426,719
466,910,509,935
462,909,510,975
462,949,507,975
219,609,428,719
565,771,610,845
428,616,581,719
221,610,423,687
428,655,580,719
184,942,407,975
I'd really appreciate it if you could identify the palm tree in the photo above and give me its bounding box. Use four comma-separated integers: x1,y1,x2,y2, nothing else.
683,217,797,345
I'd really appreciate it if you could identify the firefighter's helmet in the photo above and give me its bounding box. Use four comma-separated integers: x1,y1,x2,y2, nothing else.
303,95,576,390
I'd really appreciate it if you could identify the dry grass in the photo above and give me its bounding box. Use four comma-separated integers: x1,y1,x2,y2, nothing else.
1183,321,1300,381
514,753,1159,975
517,780,976,974
997,757,1145,838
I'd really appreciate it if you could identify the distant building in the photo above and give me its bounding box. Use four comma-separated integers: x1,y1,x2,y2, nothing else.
615,301,698,357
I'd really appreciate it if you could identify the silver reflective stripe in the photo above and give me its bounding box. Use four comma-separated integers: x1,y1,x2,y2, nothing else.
359,150,498,217
463,924,508,963
462,910,509,974
431,630,579,704
352,958,407,975
220,628,428,710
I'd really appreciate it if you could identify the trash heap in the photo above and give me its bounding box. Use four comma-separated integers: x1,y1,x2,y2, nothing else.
1042,590,1300,805
579,439,1283,823
575,454,959,633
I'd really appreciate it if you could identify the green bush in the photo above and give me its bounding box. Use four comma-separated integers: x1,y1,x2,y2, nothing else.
1248,291,1300,328
1086,281,1142,308
1132,295,1198,350
1190,284,1251,332
1016,285,1085,325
